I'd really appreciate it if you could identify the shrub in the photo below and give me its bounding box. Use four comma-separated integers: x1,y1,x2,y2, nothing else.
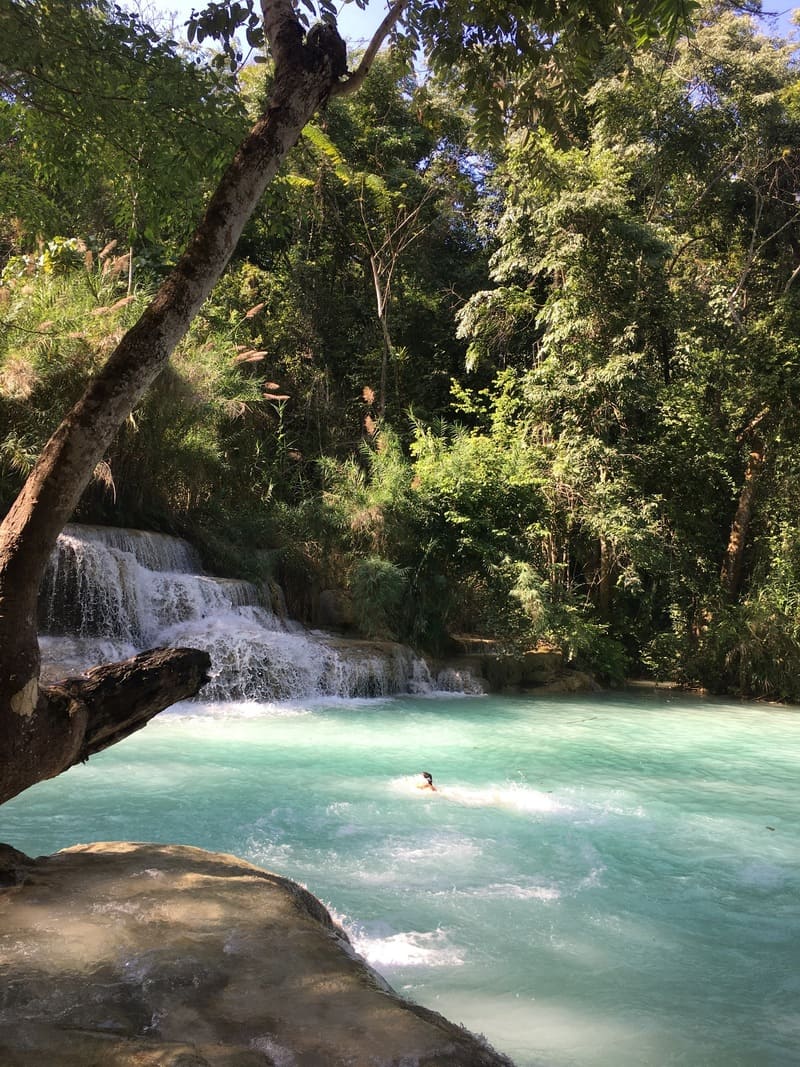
350,557,410,641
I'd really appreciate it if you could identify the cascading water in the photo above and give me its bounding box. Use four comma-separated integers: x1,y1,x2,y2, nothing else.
38,524,458,700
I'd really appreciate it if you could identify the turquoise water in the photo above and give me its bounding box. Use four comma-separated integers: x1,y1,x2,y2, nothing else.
2,689,799,1066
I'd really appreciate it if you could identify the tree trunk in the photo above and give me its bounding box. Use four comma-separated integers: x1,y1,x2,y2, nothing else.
367,251,393,418
0,21,345,805
593,468,613,618
378,311,393,419
720,436,767,599
596,536,613,620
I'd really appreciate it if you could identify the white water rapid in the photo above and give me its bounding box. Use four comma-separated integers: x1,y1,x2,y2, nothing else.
38,524,458,701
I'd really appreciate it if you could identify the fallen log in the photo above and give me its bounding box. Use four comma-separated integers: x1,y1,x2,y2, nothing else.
1,647,210,806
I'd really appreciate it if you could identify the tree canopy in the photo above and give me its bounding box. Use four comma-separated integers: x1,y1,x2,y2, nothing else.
3,0,800,805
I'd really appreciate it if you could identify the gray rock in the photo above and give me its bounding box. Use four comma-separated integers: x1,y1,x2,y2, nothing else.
0,841,515,1067
316,589,354,630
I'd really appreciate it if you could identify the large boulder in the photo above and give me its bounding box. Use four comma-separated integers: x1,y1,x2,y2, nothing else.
436,640,597,694
0,841,514,1067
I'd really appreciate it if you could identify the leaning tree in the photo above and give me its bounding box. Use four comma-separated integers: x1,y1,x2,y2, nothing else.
0,0,695,804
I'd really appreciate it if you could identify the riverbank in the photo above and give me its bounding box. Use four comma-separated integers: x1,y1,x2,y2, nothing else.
0,841,514,1067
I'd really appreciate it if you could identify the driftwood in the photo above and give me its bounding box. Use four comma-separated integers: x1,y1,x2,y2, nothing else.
0,647,210,806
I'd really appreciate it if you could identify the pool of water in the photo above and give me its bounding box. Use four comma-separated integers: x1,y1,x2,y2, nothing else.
2,689,798,1066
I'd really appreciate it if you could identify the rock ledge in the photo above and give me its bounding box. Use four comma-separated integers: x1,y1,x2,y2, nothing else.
0,841,514,1067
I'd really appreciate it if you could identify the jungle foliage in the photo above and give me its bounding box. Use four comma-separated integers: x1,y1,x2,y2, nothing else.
2,0,800,700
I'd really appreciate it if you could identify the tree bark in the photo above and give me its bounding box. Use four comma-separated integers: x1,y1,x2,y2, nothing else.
596,536,613,620
0,648,210,806
720,436,767,599
0,12,353,806
369,253,394,418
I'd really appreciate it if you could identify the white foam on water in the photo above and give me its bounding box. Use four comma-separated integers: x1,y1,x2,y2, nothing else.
577,865,606,891
390,775,571,814
332,915,466,969
63,523,201,572
160,699,311,721
383,835,483,866
333,824,360,838
431,667,486,695
39,525,454,704
463,881,562,903
245,840,295,870
444,783,571,814
358,929,465,968
416,688,476,699
344,829,486,889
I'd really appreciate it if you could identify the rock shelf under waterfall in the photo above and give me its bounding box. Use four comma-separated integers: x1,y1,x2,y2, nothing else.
38,525,472,700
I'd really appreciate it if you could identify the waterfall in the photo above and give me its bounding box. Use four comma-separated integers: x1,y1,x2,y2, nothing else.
38,524,456,701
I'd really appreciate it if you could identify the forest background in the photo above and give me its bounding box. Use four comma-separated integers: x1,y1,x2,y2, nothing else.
2,0,800,702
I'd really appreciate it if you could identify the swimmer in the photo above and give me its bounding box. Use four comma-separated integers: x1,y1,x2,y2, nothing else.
417,770,437,792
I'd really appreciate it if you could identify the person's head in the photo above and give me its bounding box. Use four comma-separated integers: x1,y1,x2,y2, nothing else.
422,771,434,786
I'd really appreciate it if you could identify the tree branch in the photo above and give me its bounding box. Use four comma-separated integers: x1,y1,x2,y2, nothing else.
260,0,304,69
1,648,211,806
331,0,409,97
62,647,211,761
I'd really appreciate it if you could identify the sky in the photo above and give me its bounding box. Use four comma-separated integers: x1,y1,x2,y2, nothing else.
145,0,386,42
141,1,799,47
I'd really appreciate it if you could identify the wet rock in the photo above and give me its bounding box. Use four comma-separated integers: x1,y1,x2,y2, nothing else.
0,842,514,1067
0,842,35,887
316,588,354,630
434,644,597,694
535,669,600,693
